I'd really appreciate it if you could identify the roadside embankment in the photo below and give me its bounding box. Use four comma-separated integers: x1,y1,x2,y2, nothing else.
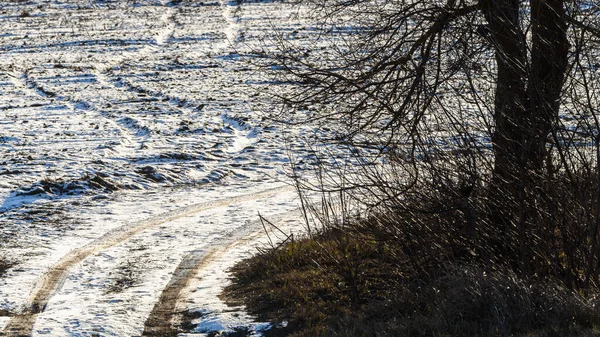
224,222,600,337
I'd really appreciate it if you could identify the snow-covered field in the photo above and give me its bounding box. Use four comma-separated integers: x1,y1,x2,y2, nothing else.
0,1,320,335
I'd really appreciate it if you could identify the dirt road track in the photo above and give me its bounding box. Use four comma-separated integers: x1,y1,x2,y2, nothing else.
1,185,293,337
142,209,299,336
141,249,219,337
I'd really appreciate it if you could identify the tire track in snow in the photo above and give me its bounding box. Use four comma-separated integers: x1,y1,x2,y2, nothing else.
141,249,220,336
142,225,270,336
91,3,204,127
155,6,178,46
94,0,239,115
8,70,90,110
141,208,300,336
8,68,146,156
95,3,178,73
220,0,240,45
86,3,184,152
92,2,179,90
1,185,294,337
97,73,197,112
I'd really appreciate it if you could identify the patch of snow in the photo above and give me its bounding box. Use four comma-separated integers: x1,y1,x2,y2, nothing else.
0,0,328,335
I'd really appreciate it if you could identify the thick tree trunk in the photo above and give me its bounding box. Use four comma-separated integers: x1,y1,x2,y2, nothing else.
480,0,528,270
529,0,568,166
480,0,528,183
480,0,568,274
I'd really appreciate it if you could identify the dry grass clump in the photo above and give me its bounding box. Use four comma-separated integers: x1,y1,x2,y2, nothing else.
224,228,400,336
224,225,600,337
223,169,600,336
105,259,142,294
0,257,16,278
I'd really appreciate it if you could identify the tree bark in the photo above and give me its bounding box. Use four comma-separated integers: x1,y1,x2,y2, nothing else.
529,0,568,167
479,0,528,178
480,0,528,269
480,0,568,273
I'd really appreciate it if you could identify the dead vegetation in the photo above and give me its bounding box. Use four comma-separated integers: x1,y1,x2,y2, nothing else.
105,259,142,294
224,170,600,337
225,227,600,337
0,257,16,278
221,0,600,333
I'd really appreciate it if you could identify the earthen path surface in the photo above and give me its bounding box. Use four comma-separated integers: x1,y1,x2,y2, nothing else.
1,186,293,337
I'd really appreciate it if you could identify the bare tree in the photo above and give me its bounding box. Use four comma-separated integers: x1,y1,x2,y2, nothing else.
259,0,600,286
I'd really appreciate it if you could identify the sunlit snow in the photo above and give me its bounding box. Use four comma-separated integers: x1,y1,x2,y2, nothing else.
0,0,320,335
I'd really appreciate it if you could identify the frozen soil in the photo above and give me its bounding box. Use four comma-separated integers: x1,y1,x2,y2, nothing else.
0,0,328,336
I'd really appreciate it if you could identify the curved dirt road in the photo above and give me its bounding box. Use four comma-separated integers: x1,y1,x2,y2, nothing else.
2,185,293,336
